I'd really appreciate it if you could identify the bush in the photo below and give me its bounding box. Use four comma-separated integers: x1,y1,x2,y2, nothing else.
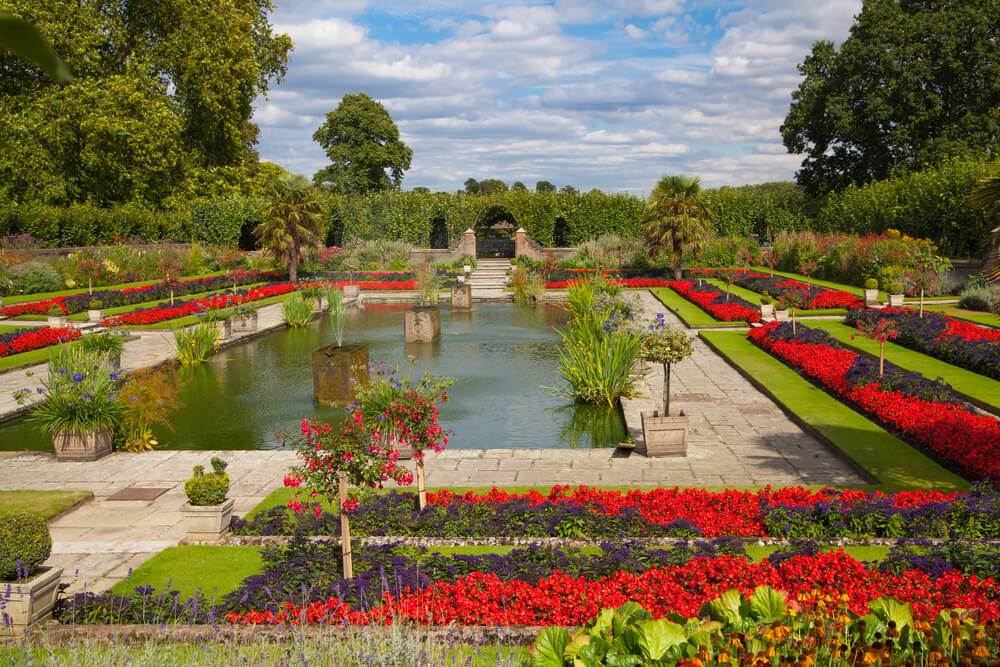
864,278,878,290
958,285,1000,312
878,265,905,292
888,281,903,295
9,262,61,295
0,511,52,580
184,458,230,506
189,195,265,248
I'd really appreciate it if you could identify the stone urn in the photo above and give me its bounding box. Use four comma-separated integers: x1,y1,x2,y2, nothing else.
232,314,258,333
343,285,361,300
404,305,441,342
759,303,774,319
87,309,105,322
52,428,113,461
888,293,905,307
774,308,790,322
863,288,880,307
451,284,472,310
47,315,67,328
181,498,235,542
312,343,369,405
0,566,63,636
639,410,688,457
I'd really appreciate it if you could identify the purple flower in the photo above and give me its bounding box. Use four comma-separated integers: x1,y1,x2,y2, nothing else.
72,373,85,382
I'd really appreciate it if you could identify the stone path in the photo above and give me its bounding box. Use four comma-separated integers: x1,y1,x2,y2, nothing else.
0,289,866,594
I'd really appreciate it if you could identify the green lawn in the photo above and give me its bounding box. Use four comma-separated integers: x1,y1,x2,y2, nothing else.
808,320,1000,412
923,304,999,327
700,330,967,492
649,287,747,329
0,490,93,520
109,546,264,601
2,270,229,306
0,345,61,373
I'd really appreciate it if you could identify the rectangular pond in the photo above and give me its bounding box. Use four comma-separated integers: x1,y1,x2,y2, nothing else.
0,303,626,451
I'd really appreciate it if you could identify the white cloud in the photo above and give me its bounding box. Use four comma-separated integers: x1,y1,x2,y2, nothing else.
624,24,648,40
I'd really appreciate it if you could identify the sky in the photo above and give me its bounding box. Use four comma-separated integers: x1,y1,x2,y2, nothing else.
252,0,862,195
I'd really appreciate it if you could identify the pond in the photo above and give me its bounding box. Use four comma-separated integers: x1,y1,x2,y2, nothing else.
0,304,627,451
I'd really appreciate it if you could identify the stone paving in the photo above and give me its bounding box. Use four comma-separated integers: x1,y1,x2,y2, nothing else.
0,289,867,594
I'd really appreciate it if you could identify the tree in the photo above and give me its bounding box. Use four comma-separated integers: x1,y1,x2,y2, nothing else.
464,178,480,195
560,185,578,196
967,175,1000,280
511,181,527,192
255,173,324,282
643,175,714,279
781,0,1000,197
479,178,507,194
536,180,556,193
313,92,413,194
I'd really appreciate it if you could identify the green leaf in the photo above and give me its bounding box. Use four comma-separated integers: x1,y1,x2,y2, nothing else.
868,597,913,629
611,601,652,637
532,626,571,667
636,619,688,661
0,12,71,83
749,586,787,621
587,608,617,639
563,634,591,663
700,589,743,625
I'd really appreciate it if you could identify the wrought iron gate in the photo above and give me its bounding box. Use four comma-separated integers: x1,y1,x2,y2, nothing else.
476,238,515,258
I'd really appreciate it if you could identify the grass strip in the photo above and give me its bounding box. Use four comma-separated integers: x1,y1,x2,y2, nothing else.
923,304,999,328
108,546,264,601
0,345,62,373
700,330,967,492
648,287,747,329
2,271,229,305
808,320,1000,413
0,490,93,520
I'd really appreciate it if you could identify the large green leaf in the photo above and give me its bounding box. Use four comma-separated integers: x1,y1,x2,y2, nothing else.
869,597,913,630
0,12,71,83
532,626,571,667
563,634,591,665
636,619,688,661
700,589,743,625
587,608,617,639
611,601,652,637
749,586,787,622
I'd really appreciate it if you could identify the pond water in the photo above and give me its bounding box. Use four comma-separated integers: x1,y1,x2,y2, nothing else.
0,304,626,451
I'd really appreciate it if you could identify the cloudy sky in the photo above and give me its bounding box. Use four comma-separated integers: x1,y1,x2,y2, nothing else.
253,0,862,195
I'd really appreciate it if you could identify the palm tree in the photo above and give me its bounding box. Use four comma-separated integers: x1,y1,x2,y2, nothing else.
255,173,325,282
968,175,1000,282
643,174,714,279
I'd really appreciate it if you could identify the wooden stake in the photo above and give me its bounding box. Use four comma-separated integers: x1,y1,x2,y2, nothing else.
338,473,353,580
416,458,427,511
879,342,885,377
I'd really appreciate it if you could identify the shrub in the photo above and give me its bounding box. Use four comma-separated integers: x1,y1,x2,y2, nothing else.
184,458,230,506
958,285,999,312
78,331,125,358
0,511,53,580
88,299,103,310
510,267,543,303
878,265,905,291
172,322,220,364
888,281,903,295
46,305,63,317
9,262,61,295
188,195,265,248
864,278,878,290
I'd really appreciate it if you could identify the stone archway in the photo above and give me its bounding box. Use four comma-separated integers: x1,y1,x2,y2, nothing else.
472,205,518,258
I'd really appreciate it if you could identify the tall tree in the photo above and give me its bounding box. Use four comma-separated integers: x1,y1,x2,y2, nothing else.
255,173,324,282
313,92,413,194
643,175,714,279
781,0,1000,197
511,181,527,192
463,178,480,195
535,180,556,193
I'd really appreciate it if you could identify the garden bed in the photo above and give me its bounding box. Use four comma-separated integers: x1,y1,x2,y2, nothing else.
696,268,862,310
667,281,760,323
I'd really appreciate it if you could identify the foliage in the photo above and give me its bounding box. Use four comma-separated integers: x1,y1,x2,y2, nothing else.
184,458,230,506
703,181,808,239
781,0,1000,197
641,326,694,366
414,262,439,305
8,261,60,294
172,323,220,364
256,173,325,282
117,367,183,452
643,175,714,279
189,195,266,248
312,92,413,194
281,293,313,327
957,285,999,313
77,331,125,359
510,267,544,303
0,510,51,581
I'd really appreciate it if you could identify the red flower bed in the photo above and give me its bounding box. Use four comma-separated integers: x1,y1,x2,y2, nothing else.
103,283,298,327
225,551,999,626
669,281,760,322
543,278,673,289
942,317,1000,342
0,327,81,357
1,297,67,318
749,322,1000,479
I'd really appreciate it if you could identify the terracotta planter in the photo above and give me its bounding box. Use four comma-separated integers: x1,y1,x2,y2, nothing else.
639,410,688,457
759,303,774,319
888,293,904,307
87,309,104,322
181,498,235,541
864,288,880,307
312,343,369,405
47,315,67,328
774,309,790,322
404,306,441,342
52,427,113,461
343,285,361,300
232,314,258,333
0,566,63,636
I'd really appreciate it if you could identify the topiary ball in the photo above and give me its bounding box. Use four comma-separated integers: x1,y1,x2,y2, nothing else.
0,511,52,581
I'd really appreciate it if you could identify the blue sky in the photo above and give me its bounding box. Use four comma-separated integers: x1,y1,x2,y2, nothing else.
253,0,862,194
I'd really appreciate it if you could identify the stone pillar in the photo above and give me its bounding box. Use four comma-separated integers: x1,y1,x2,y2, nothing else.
514,227,528,258
458,228,476,259
312,343,369,405
451,284,472,310
404,306,441,342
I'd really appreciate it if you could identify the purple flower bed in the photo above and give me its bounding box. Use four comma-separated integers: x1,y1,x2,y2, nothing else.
846,308,1000,380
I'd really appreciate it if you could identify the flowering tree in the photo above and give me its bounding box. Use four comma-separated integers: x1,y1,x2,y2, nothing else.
73,258,101,294
905,251,946,318
853,317,899,376
776,288,810,334
760,250,778,277
280,416,413,579
229,268,250,293
717,269,737,302
158,258,182,305
640,317,694,417
795,260,820,286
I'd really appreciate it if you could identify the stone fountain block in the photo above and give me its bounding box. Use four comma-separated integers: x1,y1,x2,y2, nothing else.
404,306,441,342
312,343,369,405
451,284,472,310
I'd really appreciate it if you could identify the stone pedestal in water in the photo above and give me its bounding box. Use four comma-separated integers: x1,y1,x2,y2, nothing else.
312,343,369,404
404,306,441,342
451,284,472,310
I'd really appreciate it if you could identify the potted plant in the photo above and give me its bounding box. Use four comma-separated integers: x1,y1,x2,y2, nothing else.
0,511,62,636
888,281,905,307
46,304,67,328
87,298,105,322
759,292,774,319
638,326,694,456
79,330,125,371
231,303,258,333
299,285,326,312
406,262,441,342
202,307,233,340
863,278,880,307
13,347,123,461
180,457,234,541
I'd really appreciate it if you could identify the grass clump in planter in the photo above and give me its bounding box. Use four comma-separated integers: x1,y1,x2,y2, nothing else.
185,458,230,506
0,511,52,581
282,293,313,327
172,322,220,364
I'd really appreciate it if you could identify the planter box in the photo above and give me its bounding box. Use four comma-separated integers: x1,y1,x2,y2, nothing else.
181,498,235,541
87,309,104,322
343,285,361,300
47,315,67,328
888,293,904,307
315,297,328,313
313,343,369,405
759,303,774,319
864,288,880,307
232,314,258,333
215,319,232,340
463,265,472,274
639,410,688,457
0,566,62,636
451,284,472,310
404,306,441,342
52,427,112,461
774,309,790,322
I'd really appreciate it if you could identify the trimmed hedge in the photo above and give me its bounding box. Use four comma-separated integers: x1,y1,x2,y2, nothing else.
0,511,52,580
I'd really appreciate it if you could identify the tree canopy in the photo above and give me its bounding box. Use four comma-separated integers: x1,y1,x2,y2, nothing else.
781,0,1000,197
312,92,413,195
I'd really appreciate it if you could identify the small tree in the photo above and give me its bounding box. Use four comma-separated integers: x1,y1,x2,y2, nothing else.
853,317,899,376
255,173,325,282
717,269,737,302
158,257,182,305
640,323,694,417
281,416,412,579
760,249,778,277
776,288,810,333
905,251,946,317
643,175,714,280
74,258,101,294
795,260,820,285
